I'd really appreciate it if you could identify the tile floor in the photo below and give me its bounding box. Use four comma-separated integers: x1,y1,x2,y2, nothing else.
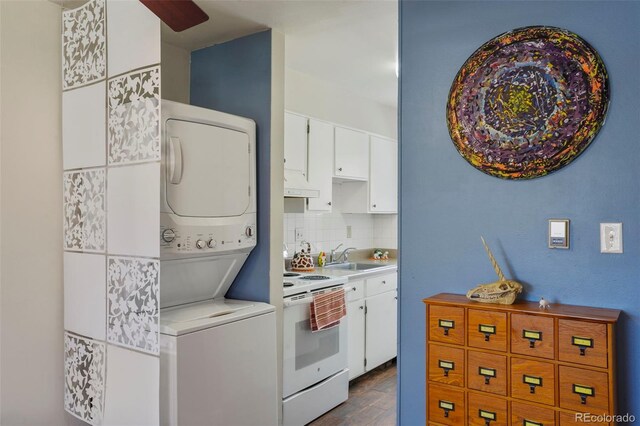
309,360,397,426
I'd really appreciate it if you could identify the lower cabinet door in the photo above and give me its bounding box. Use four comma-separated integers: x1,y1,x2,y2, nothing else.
468,392,508,426
346,300,365,380
428,384,465,425
365,290,397,370
511,401,556,426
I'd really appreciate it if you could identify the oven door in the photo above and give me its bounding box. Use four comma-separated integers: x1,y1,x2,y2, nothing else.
282,294,347,398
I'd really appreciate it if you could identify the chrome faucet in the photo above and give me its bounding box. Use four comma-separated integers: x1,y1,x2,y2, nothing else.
329,243,343,263
334,247,357,264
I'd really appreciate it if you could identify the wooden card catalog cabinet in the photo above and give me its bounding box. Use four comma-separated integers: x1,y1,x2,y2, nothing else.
424,294,620,426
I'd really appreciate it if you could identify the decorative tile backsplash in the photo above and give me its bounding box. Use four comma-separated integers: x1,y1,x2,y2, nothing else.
107,256,160,355
64,333,106,425
107,66,161,165
63,169,106,252
62,0,106,90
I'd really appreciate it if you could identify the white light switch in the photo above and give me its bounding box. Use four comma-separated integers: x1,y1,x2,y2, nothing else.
600,223,623,253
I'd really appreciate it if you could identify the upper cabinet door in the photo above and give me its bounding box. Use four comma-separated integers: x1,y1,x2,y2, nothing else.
369,136,398,213
334,126,369,180
284,112,308,176
307,119,334,212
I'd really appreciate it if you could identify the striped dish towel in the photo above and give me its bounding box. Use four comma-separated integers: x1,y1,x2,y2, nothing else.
310,288,347,332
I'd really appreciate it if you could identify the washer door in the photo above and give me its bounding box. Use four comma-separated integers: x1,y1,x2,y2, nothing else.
165,119,250,217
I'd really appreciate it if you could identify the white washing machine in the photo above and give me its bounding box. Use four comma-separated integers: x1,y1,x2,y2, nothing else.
159,101,277,426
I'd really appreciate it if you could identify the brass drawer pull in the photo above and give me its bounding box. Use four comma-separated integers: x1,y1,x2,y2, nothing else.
438,400,455,418
523,374,543,394
573,384,595,405
479,324,496,341
438,319,455,336
438,360,455,377
523,329,543,348
523,421,543,426
479,409,496,426
478,366,496,385
571,336,594,356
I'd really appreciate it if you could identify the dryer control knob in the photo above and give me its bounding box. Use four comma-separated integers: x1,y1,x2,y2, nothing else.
245,226,254,237
207,239,217,248
162,229,176,243
195,239,206,249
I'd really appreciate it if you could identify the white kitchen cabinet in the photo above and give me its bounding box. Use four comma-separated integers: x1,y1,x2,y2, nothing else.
306,119,334,212
284,112,308,175
364,290,397,370
334,126,369,180
369,136,397,213
347,300,366,380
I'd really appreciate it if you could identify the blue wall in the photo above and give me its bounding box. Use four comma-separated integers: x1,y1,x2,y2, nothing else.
399,1,639,423
190,30,272,302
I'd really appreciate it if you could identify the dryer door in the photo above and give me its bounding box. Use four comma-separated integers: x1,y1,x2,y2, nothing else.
165,119,251,217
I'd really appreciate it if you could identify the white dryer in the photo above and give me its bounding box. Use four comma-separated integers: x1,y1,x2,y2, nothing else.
158,101,277,426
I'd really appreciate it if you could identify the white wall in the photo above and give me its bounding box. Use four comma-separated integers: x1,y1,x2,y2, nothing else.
285,67,397,140
161,42,190,104
0,1,81,424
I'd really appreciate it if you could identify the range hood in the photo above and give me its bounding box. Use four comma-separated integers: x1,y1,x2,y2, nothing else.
284,169,319,198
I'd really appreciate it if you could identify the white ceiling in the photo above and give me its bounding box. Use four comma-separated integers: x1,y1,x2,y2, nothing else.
162,0,398,107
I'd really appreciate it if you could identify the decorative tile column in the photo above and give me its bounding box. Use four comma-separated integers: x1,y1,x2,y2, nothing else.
62,0,161,424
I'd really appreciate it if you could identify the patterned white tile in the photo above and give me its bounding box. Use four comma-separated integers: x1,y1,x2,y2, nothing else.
107,257,159,355
103,345,159,426
64,333,106,425
64,252,106,340
107,163,160,257
62,0,106,90
63,82,106,170
106,0,160,78
64,169,106,252
107,66,161,165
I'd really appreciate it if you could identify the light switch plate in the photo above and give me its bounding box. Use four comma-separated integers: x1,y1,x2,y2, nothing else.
548,219,570,249
600,223,623,253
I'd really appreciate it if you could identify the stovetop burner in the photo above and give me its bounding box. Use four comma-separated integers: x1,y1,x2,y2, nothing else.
283,282,294,287
283,272,301,277
298,275,330,281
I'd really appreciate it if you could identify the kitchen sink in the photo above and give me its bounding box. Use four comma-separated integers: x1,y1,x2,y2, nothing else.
323,262,382,271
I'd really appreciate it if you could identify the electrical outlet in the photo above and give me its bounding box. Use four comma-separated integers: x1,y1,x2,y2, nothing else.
346,225,352,239
600,223,623,253
295,228,304,242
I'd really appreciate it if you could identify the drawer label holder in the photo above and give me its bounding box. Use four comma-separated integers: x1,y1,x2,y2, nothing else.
522,374,543,394
438,319,455,336
479,324,497,341
438,400,455,418
523,421,543,426
523,329,543,348
478,366,497,385
573,384,595,405
479,409,497,425
438,360,455,377
572,336,594,356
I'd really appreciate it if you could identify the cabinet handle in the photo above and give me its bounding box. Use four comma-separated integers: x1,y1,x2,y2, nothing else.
478,367,496,385
573,384,595,405
372,204,377,208
328,201,332,206
523,329,543,348
438,319,454,336
523,375,543,394
352,287,356,291
479,409,496,425
572,336,594,356
438,400,454,418
382,280,386,284
359,306,364,310
438,360,454,377
479,324,496,341
338,167,343,172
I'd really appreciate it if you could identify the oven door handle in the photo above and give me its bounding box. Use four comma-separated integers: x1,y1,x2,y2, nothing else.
283,286,353,307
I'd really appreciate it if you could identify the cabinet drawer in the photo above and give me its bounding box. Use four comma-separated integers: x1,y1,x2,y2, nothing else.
346,280,364,302
559,366,610,413
428,343,464,387
559,411,610,426
511,401,556,426
511,314,555,360
468,309,507,352
365,273,397,297
467,350,507,396
558,319,608,368
511,357,556,406
429,306,465,345
428,383,465,425
468,392,507,426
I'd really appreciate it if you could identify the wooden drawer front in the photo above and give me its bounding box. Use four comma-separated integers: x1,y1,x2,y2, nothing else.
365,273,397,297
558,319,608,368
429,305,465,345
468,309,507,352
468,392,508,426
511,314,555,360
467,350,507,396
428,383,465,425
511,401,556,426
511,357,555,406
559,366,610,413
428,343,465,387
559,411,610,426
346,280,364,302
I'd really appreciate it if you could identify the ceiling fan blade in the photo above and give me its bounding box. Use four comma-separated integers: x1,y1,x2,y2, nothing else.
139,0,209,32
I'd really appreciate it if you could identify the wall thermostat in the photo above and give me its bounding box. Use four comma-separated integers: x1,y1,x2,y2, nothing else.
548,219,570,249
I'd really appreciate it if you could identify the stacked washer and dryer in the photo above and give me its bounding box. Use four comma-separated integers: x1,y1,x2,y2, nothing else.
158,101,278,426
